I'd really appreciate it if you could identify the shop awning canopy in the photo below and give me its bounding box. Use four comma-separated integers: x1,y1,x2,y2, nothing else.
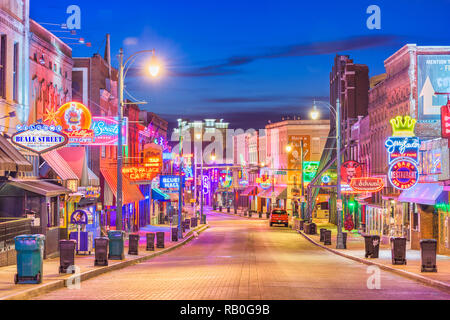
100,167,144,204
42,150,79,181
398,183,444,206
0,135,33,172
241,185,258,196
259,186,287,199
9,180,71,197
152,188,170,201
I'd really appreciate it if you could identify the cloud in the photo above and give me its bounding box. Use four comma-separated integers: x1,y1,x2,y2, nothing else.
123,37,139,46
203,95,329,104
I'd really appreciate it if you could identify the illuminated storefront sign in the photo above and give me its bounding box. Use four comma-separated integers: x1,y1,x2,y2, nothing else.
219,170,233,189
257,167,272,190
160,175,185,189
388,159,419,190
123,157,161,181
203,175,210,195
303,161,319,183
239,154,249,186
78,186,101,199
211,169,219,183
385,137,420,163
441,99,450,138
45,102,128,146
350,178,384,193
12,124,68,154
341,161,362,185
385,116,420,191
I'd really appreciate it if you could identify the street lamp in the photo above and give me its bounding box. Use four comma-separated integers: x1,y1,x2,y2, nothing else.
286,143,304,219
117,48,160,232
311,100,344,249
310,104,320,120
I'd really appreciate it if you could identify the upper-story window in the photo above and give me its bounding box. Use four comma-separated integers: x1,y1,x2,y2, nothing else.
0,35,6,99
12,42,18,102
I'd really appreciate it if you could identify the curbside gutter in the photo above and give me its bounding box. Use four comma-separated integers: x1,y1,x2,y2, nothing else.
298,230,450,294
2,224,210,300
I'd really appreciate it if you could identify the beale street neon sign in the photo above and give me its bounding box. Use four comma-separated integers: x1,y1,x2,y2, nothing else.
12,124,68,155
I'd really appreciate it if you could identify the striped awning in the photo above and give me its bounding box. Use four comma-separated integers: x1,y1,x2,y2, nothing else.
241,185,258,196
100,167,144,204
152,188,170,201
0,135,32,172
9,179,71,197
42,150,78,181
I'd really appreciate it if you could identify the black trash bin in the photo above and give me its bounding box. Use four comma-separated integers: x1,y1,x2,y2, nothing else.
364,235,380,258
185,219,191,231
227,207,231,213
128,234,140,255
310,223,317,235
420,239,437,272
191,218,198,228
266,212,270,219
391,237,407,265
213,204,217,211
146,233,155,251
156,232,165,249
172,228,178,242
201,214,207,224
304,223,310,234
320,229,327,242
259,212,263,219
324,230,332,246
244,210,248,217
249,211,253,218
299,220,306,231
219,206,223,212
94,237,109,266
59,240,76,274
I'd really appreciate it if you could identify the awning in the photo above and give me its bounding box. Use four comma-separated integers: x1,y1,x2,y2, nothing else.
398,183,444,206
152,188,170,201
0,135,32,172
42,150,78,181
9,180,71,197
87,168,100,187
100,167,144,204
241,185,257,196
258,186,287,199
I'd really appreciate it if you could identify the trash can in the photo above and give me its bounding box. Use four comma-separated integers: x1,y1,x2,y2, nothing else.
185,219,191,231
259,212,263,219
156,232,165,249
249,211,253,218
14,235,45,284
227,207,231,213
94,237,109,266
391,237,407,265
320,229,327,242
266,212,270,219
171,228,178,242
420,239,437,272
303,223,310,234
213,204,217,211
59,240,76,274
191,217,198,228
108,230,125,260
146,233,155,251
219,206,223,212
128,234,140,255
324,230,332,246
244,210,248,217
364,235,380,258
201,214,207,224
310,223,317,235
299,220,306,231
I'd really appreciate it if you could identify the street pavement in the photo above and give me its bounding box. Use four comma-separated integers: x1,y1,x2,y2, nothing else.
34,208,450,300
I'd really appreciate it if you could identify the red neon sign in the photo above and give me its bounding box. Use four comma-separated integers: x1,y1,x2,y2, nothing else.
350,178,384,193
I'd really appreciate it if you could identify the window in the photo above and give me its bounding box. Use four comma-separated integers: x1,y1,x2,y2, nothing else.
0,35,6,98
49,61,52,69
13,42,18,102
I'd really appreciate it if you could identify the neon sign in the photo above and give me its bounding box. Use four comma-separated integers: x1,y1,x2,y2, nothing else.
219,170,233,189
350,178,384,193
12,124,68,154
388,159,419,190
91,116,128,146
258,167,272,190
390,115,416,137
385,137,420,163
202,175,210,195
160,175,185,189
122,166,160,181
303,161,320,183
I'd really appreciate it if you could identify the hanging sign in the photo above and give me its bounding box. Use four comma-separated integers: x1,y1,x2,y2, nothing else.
385,137,420,164
203,175,210,195
441,100,450,139
350,178,384,193
388,158,419,190
341,161,362,185
303,161,320,183
12,124,68,154
78,186,101,199
70,210,88,225
219,169,233,189
257,167,272,190
123,165,160,181
160,175,185,189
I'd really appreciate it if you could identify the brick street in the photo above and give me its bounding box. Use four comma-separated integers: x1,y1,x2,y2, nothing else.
34,209,450,300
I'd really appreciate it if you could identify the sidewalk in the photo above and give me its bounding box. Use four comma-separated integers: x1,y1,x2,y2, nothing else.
298,222,450,292
0,223,208,300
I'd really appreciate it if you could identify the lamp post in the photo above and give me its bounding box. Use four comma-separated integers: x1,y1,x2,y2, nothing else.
311,100,344,249
195,133,203,219
116,48,159,232
177,120,184,238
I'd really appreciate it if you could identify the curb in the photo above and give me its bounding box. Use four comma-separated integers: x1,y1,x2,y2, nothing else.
2,224,210,300
298,230,450,294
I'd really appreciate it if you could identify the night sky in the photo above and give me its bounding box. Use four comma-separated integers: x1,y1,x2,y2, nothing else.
31,0,450,131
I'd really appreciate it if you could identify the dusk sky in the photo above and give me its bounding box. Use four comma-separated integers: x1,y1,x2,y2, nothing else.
31,0,450,130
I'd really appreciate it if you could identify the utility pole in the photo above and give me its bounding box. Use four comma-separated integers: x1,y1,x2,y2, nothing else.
178,121,183,239
116,48,124,232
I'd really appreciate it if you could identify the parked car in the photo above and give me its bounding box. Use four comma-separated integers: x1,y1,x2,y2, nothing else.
269,209,289,227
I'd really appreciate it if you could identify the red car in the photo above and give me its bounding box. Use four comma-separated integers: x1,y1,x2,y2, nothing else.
269,209,289,227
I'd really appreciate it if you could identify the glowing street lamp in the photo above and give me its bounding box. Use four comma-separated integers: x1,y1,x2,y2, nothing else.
286,145,293,153
148,55,160,77
311,104,320,120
